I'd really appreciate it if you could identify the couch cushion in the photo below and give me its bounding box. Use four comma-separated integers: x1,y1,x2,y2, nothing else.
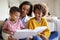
47,21,55,32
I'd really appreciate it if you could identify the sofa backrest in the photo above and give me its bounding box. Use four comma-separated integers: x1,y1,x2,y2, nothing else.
47,22,55,32
0,21,4,25
45,16,57,32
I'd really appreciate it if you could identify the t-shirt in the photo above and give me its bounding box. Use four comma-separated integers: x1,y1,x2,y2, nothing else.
28,17,51,38
3,19,24,32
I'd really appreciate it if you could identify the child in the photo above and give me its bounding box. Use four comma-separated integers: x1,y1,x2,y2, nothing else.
28,4,51,40
2,6,24,40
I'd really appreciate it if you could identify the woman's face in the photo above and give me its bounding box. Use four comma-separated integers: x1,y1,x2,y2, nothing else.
21,5,30,17
34,9,43,20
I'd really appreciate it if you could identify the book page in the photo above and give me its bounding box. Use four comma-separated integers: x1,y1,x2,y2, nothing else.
13,26,47,39
33,26,47,35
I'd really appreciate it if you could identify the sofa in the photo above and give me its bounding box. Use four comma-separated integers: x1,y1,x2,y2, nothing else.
46,16,59,40
0,21,4,40
0,17,59,40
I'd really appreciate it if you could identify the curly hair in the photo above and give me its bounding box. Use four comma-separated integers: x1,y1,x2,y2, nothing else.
33,3,48,17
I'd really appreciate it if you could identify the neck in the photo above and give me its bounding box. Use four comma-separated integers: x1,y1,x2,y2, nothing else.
35,17,42,22
20,15,26,19
10,19,17,23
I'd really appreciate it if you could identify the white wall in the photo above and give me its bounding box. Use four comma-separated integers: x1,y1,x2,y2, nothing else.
19,0,60,18
0,0,9,20
0,0,60,19
55,0,60,18
9,0,20,7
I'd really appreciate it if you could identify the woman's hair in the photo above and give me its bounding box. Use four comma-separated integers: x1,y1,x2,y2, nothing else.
33,4,48,17
9,6,21,14
19,1,32,16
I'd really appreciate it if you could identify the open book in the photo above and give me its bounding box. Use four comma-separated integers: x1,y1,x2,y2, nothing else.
13,26,47,39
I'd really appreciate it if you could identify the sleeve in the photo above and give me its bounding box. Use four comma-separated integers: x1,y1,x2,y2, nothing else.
41,18,51,38
28,20,34,30
3,21,8,30
42,18,48,26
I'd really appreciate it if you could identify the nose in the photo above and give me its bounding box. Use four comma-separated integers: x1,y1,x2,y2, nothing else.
22,9,27,13
14,16,17,19
24,10,27,14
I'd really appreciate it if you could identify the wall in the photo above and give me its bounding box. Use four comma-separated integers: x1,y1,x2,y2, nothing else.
0,0,60,19
0,0,9,21
55,0,60,18
19,0,59,17
8,0,20,7
0,0,60,20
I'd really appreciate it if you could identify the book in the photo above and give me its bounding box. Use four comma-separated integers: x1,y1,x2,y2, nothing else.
13,26,47,39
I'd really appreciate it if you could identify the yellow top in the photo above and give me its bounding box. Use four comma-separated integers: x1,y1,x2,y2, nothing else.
28,17,51,38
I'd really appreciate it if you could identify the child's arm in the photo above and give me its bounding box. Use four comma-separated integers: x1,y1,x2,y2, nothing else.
2,21,13,35
3,29,13,35
41,18,51,38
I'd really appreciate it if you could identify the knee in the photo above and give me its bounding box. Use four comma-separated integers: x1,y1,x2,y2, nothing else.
33,36,42,40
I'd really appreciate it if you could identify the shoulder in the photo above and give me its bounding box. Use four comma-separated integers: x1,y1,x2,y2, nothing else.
26,16,32,20
17,19,23,24
29,18,35,22
24,16,33,22
5,19,9,23
42,17,47,21
42,17,47,23
4,19,10,25
17,19,22,22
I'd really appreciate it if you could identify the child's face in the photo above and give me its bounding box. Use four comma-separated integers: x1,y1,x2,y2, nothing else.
34,9,43,20
10,12,20,21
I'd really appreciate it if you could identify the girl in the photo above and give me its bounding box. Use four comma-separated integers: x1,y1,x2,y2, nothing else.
2,6,24,40
28,4,51,40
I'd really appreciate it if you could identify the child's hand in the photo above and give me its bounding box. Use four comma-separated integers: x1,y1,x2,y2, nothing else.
8,32,16,40
27,36,33,40
8,35,15,40
40,34,48,40
10,32,14,35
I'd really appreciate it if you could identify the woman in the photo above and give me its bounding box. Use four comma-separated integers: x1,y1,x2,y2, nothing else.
19,1,32,40
19,1,42,40
19,1,32,28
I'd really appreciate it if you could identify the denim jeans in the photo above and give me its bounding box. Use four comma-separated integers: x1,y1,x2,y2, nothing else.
33,36,42,40
49,31,58,40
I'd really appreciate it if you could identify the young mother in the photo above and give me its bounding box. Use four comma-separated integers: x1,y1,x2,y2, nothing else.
19,1,42,40
19,1,32,28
